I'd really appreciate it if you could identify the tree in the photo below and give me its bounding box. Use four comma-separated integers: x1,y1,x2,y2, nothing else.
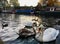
47,0,55,6
10,0,20,7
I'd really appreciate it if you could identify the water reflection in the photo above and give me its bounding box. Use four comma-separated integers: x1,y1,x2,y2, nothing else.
0,14,59,44
1,14,40,44
1,14,42,28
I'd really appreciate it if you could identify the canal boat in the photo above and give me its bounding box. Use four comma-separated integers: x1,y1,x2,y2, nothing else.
15,9,34,14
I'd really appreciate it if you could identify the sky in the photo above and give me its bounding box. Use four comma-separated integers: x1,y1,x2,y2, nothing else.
18,0,39,7
7,0,60,7
7,0,39,7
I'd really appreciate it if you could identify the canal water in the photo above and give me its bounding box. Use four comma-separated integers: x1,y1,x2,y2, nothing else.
0,14,60,44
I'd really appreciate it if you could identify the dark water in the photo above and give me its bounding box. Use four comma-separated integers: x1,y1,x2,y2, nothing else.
0,14,60,44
